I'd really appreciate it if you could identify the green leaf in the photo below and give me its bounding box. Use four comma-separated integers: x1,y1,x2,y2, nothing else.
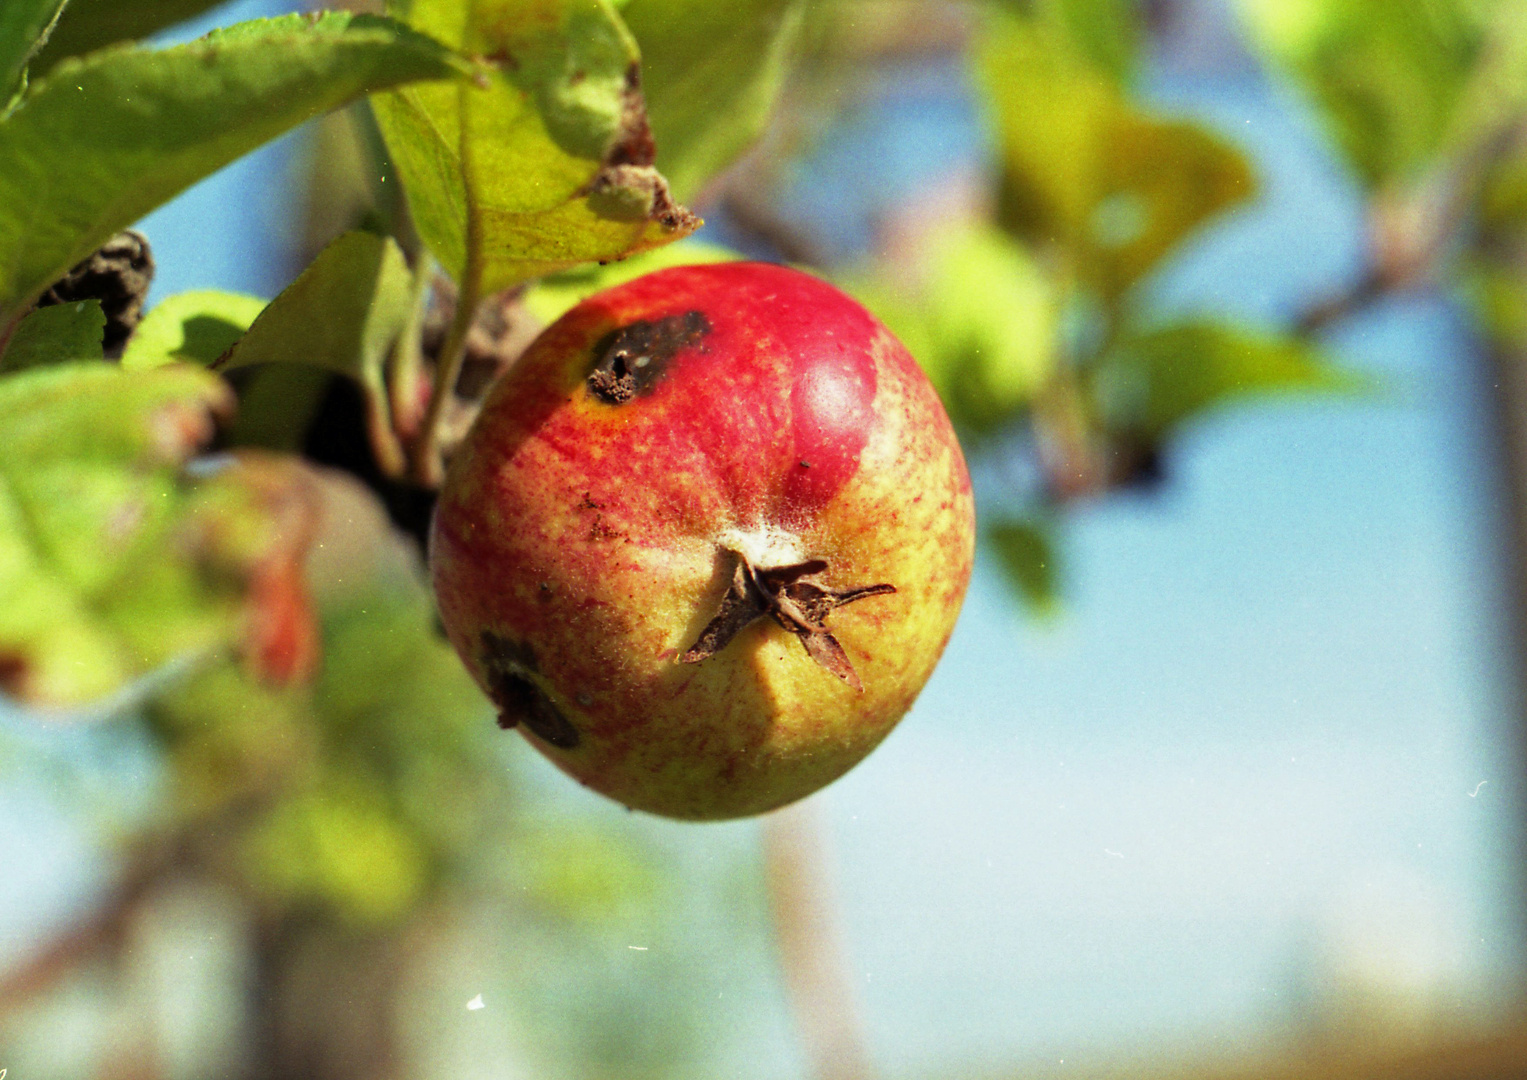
28,0,226,79
216,231,414,386
0,0,65,104
121,290,267,371
371,0,699,299
988,516,1060,615
976,11,1254,298
1,298,105,371
990,0,1141,83
0,11,470,333
620,0,805,203
842,225,1056,435
0,362,244,707
215,230,416,467
522,237,737,324
1233,0,1481,186
1092,320,1366,440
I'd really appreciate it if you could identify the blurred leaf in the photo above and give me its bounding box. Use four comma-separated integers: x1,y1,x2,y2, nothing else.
1093,320,1366,440
0,0,64,103
29,0,227,78
1050,0,1141,82
845,224,1055,435
0,12,470,332
150,533,497,922
371,0,699,299
513,826,661,925
1088,114,1255,297
990,0,1141,82
989,515,1060,614
1467,262,1527,348
621,0,805,203
1233,0,1480,186
522,237,737,324
1,298,104,371
241,781,429,926
121,290,267,370
976,11,1254,298
0,363,238,707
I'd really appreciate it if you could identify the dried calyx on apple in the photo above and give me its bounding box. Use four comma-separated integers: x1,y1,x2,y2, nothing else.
430,262,975,820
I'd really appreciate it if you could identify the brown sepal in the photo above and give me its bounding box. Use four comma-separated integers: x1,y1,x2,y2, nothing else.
680,552,895,690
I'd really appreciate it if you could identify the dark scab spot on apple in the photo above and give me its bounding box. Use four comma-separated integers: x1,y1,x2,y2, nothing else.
490,672,581,749
587,311,710,404
479,632,580,748
481,629,538,673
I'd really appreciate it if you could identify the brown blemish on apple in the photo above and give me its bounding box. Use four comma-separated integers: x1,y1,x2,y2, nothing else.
492,671,581,749
587,312,710,404
480,630,581,748
680,552,895,692
483,629,539,673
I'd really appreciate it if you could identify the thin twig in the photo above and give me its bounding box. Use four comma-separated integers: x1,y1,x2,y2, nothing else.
763,803,877,1080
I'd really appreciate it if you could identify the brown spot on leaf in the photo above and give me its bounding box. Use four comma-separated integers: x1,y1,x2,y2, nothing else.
609,62,655,167
587,311,709,404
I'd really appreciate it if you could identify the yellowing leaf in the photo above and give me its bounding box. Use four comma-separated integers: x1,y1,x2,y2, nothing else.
976,11,1254,298
372,0,699,298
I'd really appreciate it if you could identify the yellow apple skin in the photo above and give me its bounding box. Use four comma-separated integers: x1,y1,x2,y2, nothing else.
430,262,974,819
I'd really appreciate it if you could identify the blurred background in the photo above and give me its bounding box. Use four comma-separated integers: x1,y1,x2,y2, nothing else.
6,0,1527,1077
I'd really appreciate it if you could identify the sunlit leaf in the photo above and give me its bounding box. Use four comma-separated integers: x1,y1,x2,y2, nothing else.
121,289,267,370
1,298,105,372
621,0,805,203
215,231,414,388
0,12,470,333
976,11,1254,298
1092,320,1366,440
512,826,661,925
372,0,699,298
989,0,1141,82
241,781,430,925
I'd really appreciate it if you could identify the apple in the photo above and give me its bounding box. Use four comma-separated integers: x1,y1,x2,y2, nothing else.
430,262,974,819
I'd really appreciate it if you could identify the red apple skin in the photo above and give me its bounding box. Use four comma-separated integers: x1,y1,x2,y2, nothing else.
430,262,974,820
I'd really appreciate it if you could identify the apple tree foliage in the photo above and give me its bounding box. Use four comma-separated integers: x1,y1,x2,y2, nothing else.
1,0,1524,1072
